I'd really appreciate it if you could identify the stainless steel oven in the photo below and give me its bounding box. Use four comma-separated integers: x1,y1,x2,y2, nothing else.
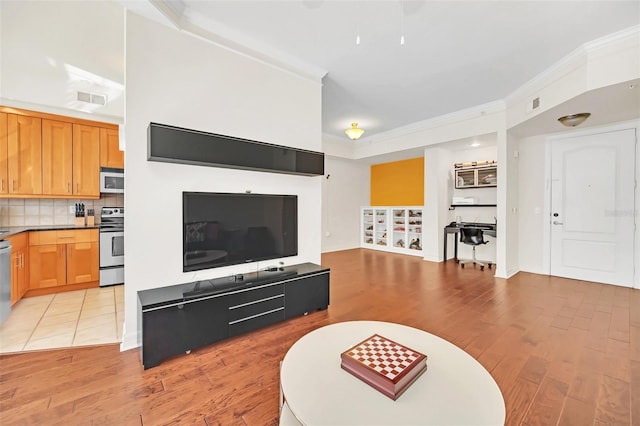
100,207,124,286
100,168,124,194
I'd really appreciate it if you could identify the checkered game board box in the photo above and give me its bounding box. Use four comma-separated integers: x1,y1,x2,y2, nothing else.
340,334,428,400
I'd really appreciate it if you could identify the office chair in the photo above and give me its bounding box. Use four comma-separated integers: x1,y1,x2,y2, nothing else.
459,227,492,270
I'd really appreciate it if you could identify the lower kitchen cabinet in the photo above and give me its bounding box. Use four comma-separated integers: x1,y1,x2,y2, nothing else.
66,239,99,284
28,243,66,289
27,229,99,295
7,233,28,305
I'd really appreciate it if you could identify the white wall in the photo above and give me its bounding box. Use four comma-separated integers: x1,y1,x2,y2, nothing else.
122,12,323,350
517,134,547,273
423,147,452,262
0,0,124,122
321,156,369,253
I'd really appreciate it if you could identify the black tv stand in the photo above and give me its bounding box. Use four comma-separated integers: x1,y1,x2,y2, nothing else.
137,263,330,369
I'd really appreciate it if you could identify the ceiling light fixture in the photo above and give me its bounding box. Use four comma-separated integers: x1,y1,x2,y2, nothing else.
345,122,365,140
557,112,591,127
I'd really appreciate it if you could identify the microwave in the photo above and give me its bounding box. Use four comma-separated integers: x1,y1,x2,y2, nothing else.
100,168,125,193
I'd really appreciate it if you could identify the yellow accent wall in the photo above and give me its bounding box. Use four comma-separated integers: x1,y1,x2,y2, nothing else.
370,157,424,206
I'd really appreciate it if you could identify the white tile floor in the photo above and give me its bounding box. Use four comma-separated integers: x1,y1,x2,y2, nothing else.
0,285,124,353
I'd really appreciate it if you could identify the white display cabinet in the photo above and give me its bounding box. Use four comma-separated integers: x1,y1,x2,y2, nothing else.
361,207,423,256
362,208,388,247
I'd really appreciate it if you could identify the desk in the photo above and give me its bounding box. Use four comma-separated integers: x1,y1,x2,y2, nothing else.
443,222,496,261
280,321,505,425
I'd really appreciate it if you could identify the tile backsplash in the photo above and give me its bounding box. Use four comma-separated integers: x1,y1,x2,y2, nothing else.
0,195,124,227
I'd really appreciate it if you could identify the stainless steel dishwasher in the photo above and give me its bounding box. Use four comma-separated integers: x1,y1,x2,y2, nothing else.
0,239,11,324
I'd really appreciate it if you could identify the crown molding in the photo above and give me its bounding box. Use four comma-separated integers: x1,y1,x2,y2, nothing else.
505,24,639,104
147,0,327,84
356,100,506,144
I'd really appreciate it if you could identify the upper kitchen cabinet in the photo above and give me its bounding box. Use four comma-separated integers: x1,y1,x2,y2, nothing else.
1,106,116,198
0,113,7,194
100,128,123,169
42,120,101,198
42,119,74,196
6,113,42,195
72,124,100,197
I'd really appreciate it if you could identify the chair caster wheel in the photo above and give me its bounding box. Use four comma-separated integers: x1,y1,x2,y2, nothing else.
480,266,485,271
461,264,465,268
488,263,492,269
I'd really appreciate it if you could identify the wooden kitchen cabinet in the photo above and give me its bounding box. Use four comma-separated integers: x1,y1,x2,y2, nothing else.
8,233,28,305
42,119,101,197
100,128,123,169
72,124,100,197
28,229,99,294
6,113,42,195
42,119,74,196
28,243,67,289
66,239,99,284
0,106,117,199
0,113,8,194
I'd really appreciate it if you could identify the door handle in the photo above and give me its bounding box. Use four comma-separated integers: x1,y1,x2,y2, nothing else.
553,221,563,225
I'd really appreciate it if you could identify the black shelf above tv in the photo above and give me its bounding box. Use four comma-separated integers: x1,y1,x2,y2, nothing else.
148,122,324,176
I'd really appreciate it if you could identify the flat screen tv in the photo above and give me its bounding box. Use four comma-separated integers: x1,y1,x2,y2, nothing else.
182,192,298,272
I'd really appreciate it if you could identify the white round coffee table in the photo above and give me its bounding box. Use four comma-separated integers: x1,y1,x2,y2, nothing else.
280,321,505,425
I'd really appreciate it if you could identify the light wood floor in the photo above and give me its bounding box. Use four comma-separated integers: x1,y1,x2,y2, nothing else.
0,249,638,425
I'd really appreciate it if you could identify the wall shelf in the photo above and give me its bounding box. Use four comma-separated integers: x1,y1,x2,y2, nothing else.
449,204,497,210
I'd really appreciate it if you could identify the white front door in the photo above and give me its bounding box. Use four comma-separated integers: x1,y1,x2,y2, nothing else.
550,128,636,287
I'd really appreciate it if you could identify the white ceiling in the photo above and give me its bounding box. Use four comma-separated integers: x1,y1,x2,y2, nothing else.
129,0,640,141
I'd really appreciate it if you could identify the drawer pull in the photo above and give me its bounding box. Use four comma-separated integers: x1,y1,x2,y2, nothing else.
229,294,283,310
228,307,284,325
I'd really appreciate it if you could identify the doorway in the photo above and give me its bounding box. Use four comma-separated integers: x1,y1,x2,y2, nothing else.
549,127,636,287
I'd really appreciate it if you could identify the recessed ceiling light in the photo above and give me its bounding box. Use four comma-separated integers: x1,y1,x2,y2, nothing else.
629,84,636,89
470,141,480,147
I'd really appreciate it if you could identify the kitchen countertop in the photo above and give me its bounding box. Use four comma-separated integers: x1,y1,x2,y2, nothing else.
0,224,102,239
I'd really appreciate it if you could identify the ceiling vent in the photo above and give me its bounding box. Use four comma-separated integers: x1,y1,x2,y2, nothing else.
77,91,107,106
532,97,540,109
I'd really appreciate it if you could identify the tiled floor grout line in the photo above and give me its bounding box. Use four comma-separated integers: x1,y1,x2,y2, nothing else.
70,290,89,347
113,287,119,340
21,294,57,351
1,286,124,353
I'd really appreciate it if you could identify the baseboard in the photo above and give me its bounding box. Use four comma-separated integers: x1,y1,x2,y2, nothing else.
422,254,441,263
119,325,139,352
494,267,519,279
